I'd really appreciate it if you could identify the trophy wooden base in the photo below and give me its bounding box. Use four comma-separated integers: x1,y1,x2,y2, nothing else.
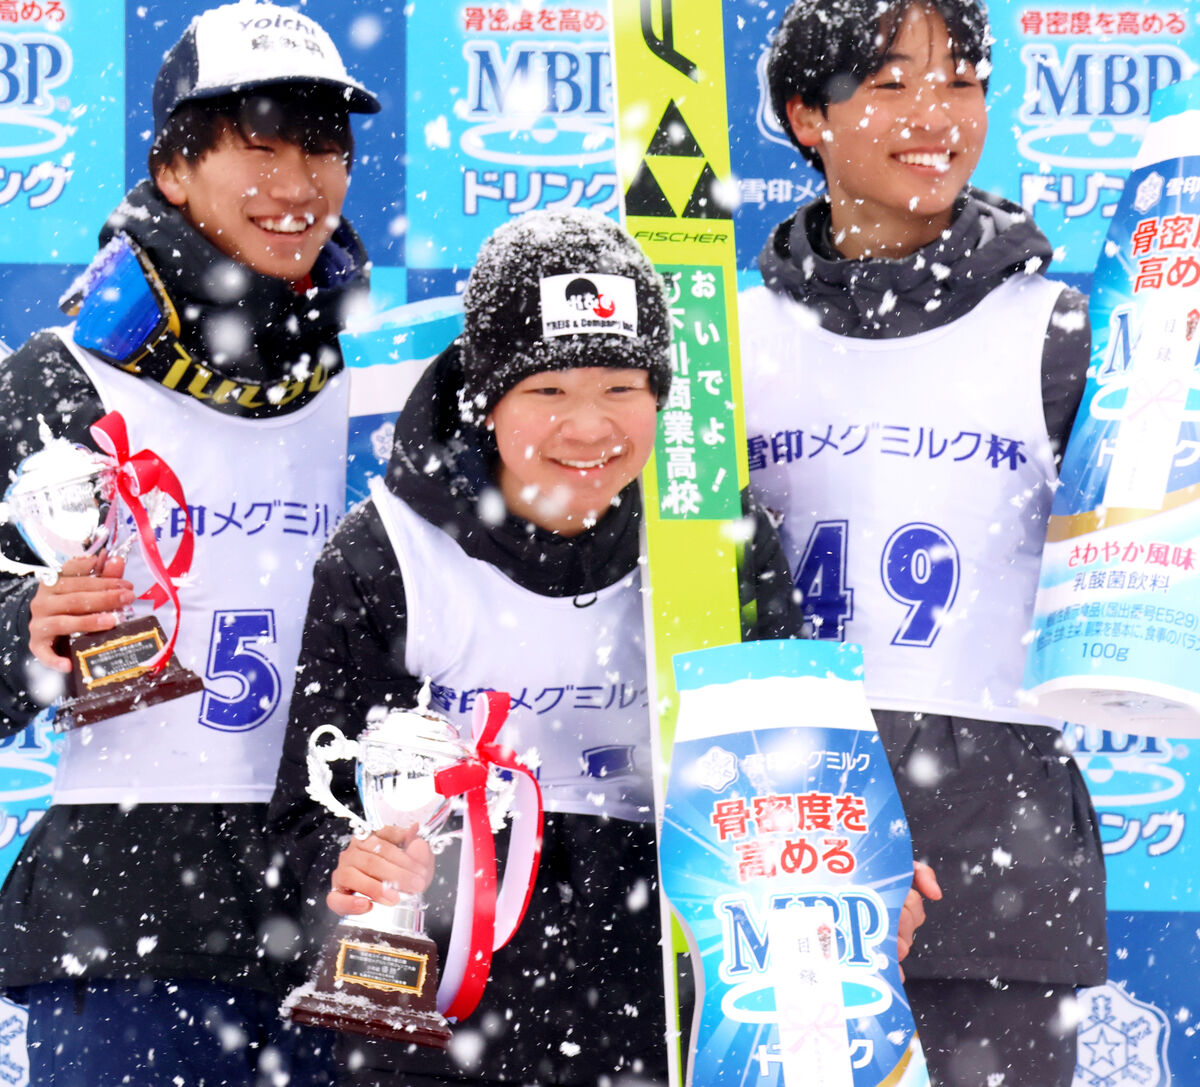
285,925,452,1048
55,616,204,732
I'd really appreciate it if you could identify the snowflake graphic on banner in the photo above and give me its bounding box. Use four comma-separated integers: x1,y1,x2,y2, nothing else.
695,745,738,793
0,996,28,1087
1073,983,1169,1087
1132,171,1165,215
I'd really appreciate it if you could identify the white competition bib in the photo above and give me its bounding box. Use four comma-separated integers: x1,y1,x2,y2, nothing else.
372,478,652,821
741,275,1064,726
51,332,348,803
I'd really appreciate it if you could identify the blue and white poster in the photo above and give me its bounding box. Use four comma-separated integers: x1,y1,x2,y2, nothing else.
0,1,123,263
0,0,125,335
404,0,616,295
976,3,1200,278
1026,81,1200,735
1071,724,1200,1085
663,642,925,1086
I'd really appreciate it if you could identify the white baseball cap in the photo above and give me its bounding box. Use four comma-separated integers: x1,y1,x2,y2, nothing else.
152,1,380,136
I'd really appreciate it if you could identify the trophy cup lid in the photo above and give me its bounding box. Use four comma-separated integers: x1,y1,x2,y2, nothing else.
362,682,465,760
5,417,113,501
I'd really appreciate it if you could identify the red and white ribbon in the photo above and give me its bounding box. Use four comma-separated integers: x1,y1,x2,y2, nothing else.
434,690,544,1022
90,411,194,671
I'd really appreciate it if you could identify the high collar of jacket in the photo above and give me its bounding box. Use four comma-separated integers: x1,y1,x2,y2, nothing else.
94,180,370,384
383,340,641,597
757,186,1054,338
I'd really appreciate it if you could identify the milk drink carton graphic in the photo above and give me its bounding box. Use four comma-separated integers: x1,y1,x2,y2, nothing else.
1025,79,1200,736
658,640,928,1086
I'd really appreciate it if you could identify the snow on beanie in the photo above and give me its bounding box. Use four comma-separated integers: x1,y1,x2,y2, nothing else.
459,209,673,422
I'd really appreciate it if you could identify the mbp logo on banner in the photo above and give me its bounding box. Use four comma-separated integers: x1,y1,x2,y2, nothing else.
976,5,1199,274
0,0,123,263
405,2,618,275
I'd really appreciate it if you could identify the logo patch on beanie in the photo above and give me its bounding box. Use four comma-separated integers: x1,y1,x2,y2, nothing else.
539,273,638,340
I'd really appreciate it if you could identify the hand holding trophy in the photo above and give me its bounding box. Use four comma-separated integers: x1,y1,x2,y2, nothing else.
0,411,201,729
285,684,543,1046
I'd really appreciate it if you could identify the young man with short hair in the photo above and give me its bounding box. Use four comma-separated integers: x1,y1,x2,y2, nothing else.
0,4,377,1081
740,1,1107,1083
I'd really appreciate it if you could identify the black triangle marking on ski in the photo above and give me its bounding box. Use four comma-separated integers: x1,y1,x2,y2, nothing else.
625,160,677,217
628,99,730,220
647,100,704,157
681,161,732,220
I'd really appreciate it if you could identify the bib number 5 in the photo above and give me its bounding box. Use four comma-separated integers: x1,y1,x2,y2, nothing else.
199,609,281,731
796,520,959,646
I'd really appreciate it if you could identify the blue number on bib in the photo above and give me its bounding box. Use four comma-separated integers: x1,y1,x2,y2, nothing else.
881,523,960,648
794,519,854,639
200,609,281,731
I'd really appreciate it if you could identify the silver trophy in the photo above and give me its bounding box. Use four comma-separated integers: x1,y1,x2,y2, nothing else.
0,416,201,730
0,416,118,582
285,687,475,1047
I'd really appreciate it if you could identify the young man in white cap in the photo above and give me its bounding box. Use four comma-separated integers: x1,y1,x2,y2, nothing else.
0,4,377,1082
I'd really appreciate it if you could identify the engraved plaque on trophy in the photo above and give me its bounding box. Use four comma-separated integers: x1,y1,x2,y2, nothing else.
63,615,203,729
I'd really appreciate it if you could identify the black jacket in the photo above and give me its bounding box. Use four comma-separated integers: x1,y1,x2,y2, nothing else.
758,187,1090,455
0,181,369,993
268,342,800,1084
753,190,1107,987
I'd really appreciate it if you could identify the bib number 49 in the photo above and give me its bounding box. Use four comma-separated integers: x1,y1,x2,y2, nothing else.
797,520,959,647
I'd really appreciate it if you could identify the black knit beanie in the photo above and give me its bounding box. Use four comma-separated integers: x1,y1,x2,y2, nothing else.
459,209,673,422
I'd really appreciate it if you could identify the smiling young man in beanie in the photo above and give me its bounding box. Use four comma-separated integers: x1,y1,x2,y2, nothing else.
268,209,800,1085
0,4,378,1083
